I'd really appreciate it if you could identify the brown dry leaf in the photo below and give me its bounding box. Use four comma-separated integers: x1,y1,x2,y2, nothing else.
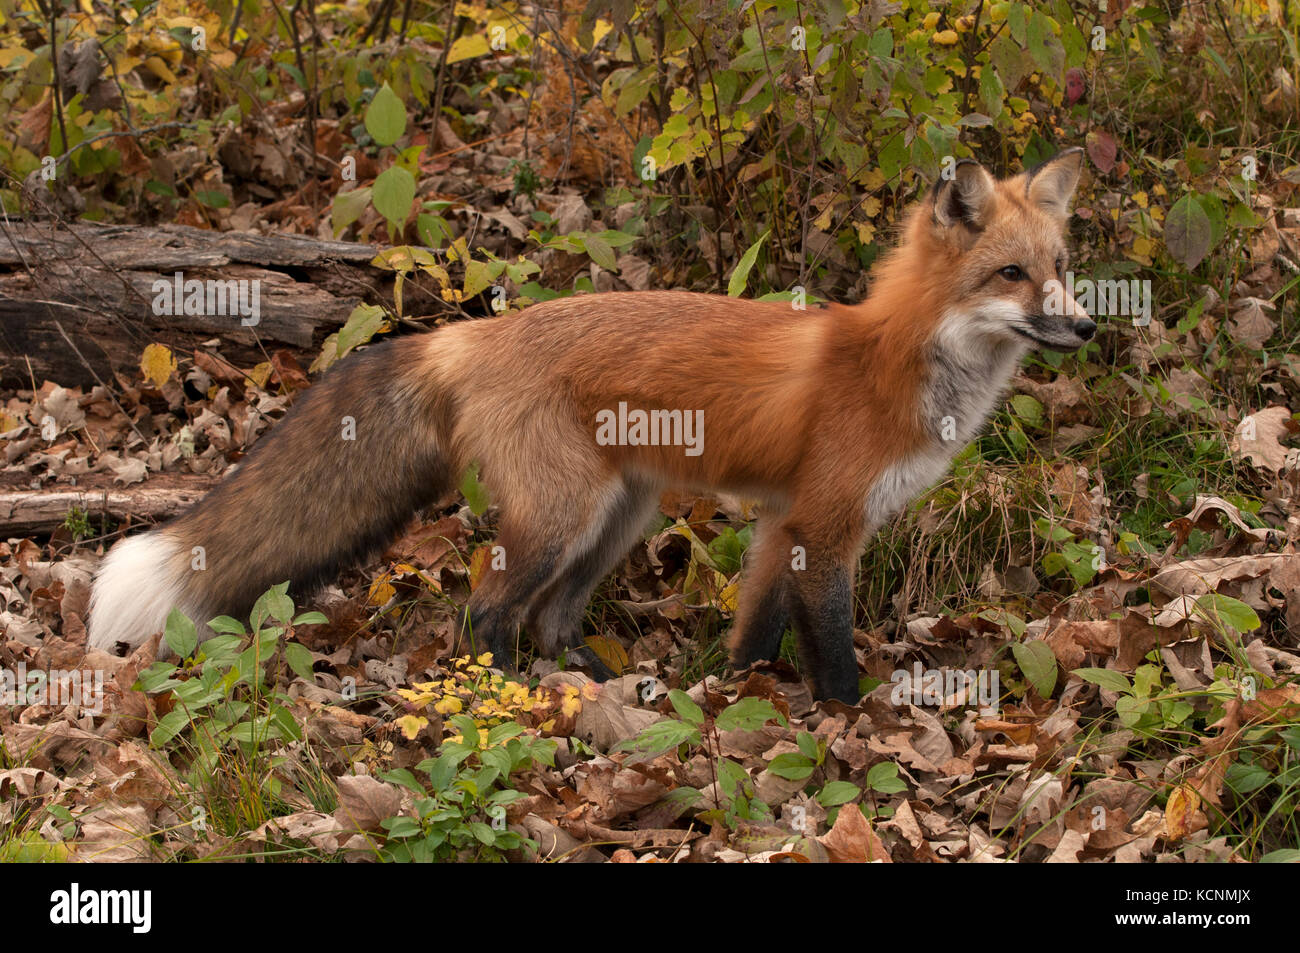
95,741,173,810
1165,494,1275,550
74,803,154,862
250,810,347,852
1152,553,1295,604
818,803,891,863
1229,297,1277,349
1230,405,1296,473
333,774,402,832
576,760,670,822
1044,829,1086,862
542,671,659,752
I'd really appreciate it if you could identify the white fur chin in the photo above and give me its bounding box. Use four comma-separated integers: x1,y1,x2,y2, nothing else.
88,533,192,653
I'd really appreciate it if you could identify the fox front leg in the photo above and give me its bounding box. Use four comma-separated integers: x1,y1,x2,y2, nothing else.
788,558,859,703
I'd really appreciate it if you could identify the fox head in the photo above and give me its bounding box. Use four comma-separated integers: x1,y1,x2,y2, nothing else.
925,148,1094,350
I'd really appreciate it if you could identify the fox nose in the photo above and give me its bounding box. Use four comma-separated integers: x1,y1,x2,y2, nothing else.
1073,318,1096,341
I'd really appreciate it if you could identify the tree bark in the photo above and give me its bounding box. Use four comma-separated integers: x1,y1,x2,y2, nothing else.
0,220,434,389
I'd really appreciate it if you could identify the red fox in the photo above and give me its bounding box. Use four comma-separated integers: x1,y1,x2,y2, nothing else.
88,149,1092,702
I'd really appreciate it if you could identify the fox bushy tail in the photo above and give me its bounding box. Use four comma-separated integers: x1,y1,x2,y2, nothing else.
88,337,456,652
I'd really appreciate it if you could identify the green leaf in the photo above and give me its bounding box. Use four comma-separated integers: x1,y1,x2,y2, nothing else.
795,731,821,762
714,697,781,732
486,722,527,747
668,689,705,726
149,708,192,748
1165,193,1214,270
1072,667,1132,694
364,83,407,147
379,768,426,795
619,719,699,755
372,166,416,230
1010,394,1044,427
817,780,861,807
1012,640,1058,698
449,714,481,748
251,582,295,629
206,615,246,636
331,187,372,236
383,816,422,838
462,258,495,299
1116,693,1148,727
459,463,491,515
767,752,815,780
582,233,619,273
1194,593,1260,633
727,229,769,297
284,642,315,682
164,608,198,659
1226,762,1272,795
866,761,906,794
1261,849,1300,863
337,303,386,356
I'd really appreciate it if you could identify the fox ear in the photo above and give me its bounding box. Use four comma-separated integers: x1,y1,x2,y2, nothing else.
1025,147,1084,221
932,160,996,230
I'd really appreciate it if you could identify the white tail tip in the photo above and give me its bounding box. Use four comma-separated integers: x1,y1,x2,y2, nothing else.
88,533,191,653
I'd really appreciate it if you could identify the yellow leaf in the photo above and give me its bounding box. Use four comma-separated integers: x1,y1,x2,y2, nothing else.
247,362,273,389
1165,785,1201,841
933,30,960,46
139,343,177,387
1127,235,1155,265
468,546,493,591
858,168,886,191
716,575,740,613
434,696,463,715
584,634,629,674
0,47,34,69
447,34,492,64
143,55,178,85
368,573,396,606
396,715,428,740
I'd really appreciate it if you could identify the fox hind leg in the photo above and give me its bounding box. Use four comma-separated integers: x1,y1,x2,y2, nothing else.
525,478,659,678
729,521,794,668
458,474,635,672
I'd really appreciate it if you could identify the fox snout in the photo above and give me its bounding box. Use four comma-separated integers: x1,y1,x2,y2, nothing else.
1030,277,1095,348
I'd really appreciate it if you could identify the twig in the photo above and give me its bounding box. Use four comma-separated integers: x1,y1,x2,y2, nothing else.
51,319,150,447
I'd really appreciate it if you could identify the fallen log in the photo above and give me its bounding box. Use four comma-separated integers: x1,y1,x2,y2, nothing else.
0,220,445,389
0,472,219,538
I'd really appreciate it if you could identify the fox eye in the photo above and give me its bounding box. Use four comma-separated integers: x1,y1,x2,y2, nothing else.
998,265,1025,281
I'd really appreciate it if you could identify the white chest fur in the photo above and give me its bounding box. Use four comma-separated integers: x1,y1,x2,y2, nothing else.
865,309,1029,531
